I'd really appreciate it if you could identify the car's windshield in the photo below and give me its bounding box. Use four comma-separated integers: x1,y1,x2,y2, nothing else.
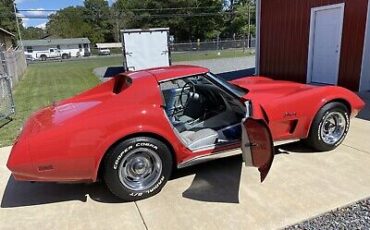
206,72,248,98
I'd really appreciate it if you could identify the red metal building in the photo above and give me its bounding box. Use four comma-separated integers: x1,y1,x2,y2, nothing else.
255,0,370,92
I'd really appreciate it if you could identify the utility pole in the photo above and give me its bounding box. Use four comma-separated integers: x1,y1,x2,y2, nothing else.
13,2,24,50
115,11,120,42
247,0,251,49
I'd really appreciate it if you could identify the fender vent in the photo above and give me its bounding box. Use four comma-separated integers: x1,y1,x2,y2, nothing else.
289,120,299,134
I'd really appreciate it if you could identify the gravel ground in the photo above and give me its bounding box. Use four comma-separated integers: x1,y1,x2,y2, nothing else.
286,198,370,230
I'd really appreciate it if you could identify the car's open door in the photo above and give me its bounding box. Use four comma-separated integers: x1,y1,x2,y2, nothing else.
241,118,274,182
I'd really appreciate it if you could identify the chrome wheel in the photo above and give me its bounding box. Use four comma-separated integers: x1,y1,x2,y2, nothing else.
320,112,346,145
118,148,162,191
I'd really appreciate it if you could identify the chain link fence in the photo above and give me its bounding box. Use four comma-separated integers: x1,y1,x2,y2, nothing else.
0,44,26,122
0,76,14,121
171,38,256,52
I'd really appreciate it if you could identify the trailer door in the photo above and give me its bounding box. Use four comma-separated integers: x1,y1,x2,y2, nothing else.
122,28,170,71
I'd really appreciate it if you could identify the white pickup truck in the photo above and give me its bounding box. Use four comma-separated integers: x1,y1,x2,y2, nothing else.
33,48,63,61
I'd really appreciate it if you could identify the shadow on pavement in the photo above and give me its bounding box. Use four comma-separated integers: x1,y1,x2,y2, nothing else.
1,143,319,208
276,142,317,154
175,155,243,203
178,142,317,203
0,177,124,208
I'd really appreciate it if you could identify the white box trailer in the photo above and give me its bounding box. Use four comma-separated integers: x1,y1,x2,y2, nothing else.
121,28,171,71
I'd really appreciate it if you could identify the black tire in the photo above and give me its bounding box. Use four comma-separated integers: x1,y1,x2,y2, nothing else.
103,137,172,201
40,55,47,61
62,54,68,59
305,102,350,151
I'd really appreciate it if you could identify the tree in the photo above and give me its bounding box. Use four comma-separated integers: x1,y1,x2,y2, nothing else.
222,0,256,38
0,0,23,37
83,0,114,42
44,0,256,43
46,6,96,42
21,27,46,40
112,0,224,42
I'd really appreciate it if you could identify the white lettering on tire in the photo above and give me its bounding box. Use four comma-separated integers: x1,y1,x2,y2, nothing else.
128,176,165,197
334,112,349,147
113,145,133,169
135,142,158,150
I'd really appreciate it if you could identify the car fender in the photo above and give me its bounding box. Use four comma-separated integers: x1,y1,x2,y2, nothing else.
303,86,365,138
247,85,364,140
92,108,187,181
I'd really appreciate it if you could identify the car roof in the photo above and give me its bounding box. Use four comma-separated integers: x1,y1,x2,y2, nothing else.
144,65,210,82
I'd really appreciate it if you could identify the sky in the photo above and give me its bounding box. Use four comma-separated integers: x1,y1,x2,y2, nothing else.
14,0,115,28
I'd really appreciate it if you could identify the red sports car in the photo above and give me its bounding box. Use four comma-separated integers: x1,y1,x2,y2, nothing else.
7,65,365,201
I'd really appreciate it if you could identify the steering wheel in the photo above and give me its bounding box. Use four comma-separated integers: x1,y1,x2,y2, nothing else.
179,81,196,109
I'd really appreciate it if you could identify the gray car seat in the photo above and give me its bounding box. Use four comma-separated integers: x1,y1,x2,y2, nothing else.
180,128,219,150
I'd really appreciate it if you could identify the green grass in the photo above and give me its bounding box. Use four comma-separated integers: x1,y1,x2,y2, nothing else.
0,56,122,147
172,49,254,62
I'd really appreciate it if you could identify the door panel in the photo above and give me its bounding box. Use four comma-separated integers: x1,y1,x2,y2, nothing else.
241,118,274,182
308,4,344,85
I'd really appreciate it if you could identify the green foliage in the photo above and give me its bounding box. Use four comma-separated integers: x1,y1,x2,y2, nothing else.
84,0,114,42
223,0,256,38
46,6,96,42
112,0,225,42
45,0,115,44
0,0,23,38
21,27,46,40
41,0,256,43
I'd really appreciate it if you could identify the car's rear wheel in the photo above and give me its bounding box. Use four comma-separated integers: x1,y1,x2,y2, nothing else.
103,137,172,201
305,102,350,151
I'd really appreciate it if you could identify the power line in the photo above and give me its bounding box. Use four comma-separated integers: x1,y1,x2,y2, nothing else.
17,6,224,12
0,11,243,19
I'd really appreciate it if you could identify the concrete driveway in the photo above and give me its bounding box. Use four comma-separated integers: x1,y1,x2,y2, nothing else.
1,117,370,229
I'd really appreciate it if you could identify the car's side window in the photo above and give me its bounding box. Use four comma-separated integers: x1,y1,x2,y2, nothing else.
160,75,209,116
159,75,245,151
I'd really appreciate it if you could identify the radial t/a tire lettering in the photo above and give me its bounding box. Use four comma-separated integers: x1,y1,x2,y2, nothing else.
305,102,349,151
103,137,172,201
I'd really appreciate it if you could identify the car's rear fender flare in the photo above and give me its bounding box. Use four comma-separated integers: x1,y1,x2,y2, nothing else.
93,128,178,182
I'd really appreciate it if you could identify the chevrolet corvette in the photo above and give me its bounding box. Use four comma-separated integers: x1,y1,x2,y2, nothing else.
7,65,365,201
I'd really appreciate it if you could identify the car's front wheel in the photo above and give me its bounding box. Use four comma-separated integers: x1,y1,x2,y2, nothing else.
103,137,172,201
305,102,350,151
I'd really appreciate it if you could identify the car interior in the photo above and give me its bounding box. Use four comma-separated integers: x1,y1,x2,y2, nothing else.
160,74,246,151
